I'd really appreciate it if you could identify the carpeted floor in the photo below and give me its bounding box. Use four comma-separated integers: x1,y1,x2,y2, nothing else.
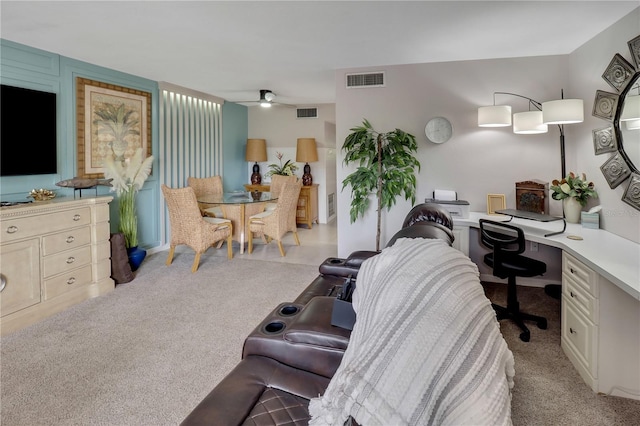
0,249,319,425
482,282,640,425
1,248,639,425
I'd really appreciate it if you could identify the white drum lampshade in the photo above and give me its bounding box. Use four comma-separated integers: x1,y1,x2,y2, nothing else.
513,111,548,134
478,105,512,127
542,99,584,124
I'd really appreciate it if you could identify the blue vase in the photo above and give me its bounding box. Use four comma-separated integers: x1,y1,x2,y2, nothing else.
127,246,147,272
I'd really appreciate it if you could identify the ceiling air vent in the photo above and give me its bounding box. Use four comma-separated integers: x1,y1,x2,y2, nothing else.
346,72,385,88
297,107,318,118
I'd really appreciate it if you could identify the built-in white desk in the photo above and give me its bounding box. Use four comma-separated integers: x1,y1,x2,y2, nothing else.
454,212,639,300
453,212,640,400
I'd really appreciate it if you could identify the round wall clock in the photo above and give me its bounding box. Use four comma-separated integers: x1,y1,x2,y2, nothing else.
425,117,453,144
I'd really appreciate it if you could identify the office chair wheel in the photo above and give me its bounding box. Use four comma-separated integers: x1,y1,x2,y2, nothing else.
519,330,530,342
537,318,547,330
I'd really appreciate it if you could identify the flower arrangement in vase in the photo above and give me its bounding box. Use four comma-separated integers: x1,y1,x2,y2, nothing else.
265,151,298,177
103,148,154,270
550,172,598,223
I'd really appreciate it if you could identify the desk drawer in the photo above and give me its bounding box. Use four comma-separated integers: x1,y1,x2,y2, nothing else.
563,252,598,296
43,246,91,278
563,273,598,323
562,299,597,377
42,226,91,256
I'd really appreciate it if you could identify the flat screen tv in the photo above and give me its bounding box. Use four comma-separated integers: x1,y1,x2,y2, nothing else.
1,84,57,176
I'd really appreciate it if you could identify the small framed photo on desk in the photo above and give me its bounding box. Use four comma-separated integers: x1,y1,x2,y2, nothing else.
487,194,506,215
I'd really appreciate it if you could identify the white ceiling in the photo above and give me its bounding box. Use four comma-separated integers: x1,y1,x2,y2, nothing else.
1,1,638,107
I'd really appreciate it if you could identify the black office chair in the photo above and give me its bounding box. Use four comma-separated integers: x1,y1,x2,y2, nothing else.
479,219,548,342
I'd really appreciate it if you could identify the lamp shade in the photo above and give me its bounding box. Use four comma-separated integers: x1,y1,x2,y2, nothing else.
478,105,512,127
620,95,640,122
513,111,548,134
542,99,584,124
245,138,267,162
296,138,318,163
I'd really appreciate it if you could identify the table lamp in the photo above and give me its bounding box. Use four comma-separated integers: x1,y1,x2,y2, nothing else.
245,138,267,184
296,138,318,186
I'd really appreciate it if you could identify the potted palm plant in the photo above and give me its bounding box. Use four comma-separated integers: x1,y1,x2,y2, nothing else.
103,147,154,271
342,119,421,251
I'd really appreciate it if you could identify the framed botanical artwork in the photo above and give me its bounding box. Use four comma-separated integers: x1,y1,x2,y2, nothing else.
76,77,151,178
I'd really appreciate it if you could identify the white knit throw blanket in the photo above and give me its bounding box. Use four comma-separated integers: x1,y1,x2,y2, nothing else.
308,238,515,426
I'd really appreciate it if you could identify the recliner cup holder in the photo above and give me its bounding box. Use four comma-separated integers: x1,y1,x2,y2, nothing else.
278,305,299,316
263,321,286,334
327,258,345,265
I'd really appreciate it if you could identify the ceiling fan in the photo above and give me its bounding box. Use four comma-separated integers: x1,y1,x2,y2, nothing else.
240,89,295,108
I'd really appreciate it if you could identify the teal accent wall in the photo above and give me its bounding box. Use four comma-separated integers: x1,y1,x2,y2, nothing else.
1,39,250,250
1,39,161,249
222,101,248,191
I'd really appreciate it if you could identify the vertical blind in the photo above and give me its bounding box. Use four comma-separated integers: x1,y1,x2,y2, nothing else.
158,82,224,244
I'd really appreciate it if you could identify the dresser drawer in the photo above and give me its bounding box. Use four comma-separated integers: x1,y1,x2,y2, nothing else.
563,252,598,296
563,273,599,324
42,226,91,256
43,264,92,300
1,207,91,243
43,246,91,278
562,299,598,377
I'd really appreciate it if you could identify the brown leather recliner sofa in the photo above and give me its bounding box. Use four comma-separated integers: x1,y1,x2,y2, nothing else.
181,203,454,426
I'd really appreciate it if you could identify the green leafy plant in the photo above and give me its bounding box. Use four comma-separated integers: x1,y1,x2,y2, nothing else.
342,119,421,251
266,151,299,177
103,148,154,248
550,172,598,207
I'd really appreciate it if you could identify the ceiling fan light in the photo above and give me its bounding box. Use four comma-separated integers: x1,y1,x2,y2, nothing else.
542,99,584,124
513,111,548,134
478,105,512,127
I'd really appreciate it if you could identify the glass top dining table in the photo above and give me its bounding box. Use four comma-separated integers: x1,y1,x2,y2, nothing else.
196,191,277,254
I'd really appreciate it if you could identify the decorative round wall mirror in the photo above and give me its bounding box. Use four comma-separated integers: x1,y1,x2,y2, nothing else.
593,34,640,211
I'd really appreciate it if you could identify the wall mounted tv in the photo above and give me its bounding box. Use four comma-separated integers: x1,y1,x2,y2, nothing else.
1,84,58,177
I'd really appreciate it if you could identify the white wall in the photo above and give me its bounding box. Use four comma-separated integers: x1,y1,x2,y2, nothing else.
336,56,571,255
247,104,337,223
569,8,640,244
334,9,640,256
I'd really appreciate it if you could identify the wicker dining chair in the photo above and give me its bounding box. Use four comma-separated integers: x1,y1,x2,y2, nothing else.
248,180,302,257
187,175,224,218
264,175,298,212
161,185,233,272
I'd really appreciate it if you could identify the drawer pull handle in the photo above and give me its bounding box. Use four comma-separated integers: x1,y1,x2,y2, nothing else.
67,277,76,285
73,214,81,221
570,268,575,274
570,291,576,298
570,327,577,335
0,274,6,292
66,257,75,264
6,225,18,234
66,236,75,243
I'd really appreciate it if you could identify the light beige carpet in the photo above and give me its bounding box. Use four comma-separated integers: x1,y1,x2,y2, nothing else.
1,248,639,425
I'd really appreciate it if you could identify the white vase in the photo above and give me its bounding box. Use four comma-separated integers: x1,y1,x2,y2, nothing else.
563,197,582,223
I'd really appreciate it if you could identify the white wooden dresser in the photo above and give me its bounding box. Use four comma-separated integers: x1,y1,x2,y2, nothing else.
0,196,114,335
